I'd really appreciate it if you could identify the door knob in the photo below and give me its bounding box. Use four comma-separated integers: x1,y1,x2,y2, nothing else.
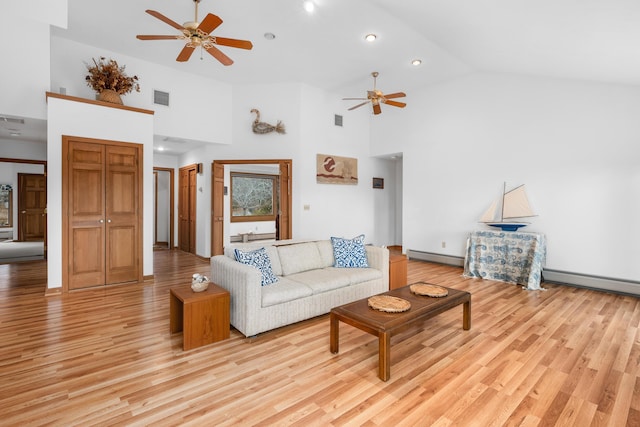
99,219,104,223
107,219,112,223
21,210,26,214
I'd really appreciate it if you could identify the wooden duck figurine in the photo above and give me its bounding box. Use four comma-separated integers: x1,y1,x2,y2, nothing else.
251,109,286,134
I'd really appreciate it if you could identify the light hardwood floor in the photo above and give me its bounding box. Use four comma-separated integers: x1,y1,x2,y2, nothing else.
1,250,639,426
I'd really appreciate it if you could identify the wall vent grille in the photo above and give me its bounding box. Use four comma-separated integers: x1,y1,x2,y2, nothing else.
334,114,343,127
153,90,170,106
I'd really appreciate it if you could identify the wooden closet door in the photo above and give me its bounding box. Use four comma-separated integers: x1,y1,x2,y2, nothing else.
68,141,106,290
105,145,139,284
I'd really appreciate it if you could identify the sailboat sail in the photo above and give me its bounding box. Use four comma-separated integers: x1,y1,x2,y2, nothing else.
502,185,534,219
480,183,536,231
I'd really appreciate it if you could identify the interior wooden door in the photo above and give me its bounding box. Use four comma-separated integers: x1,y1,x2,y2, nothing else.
178,164,197,254
179,168,189,252
211,163,224,256
67,141,106,289
18,173,46,241
64,137,141,291
105,144,140,284
278,162,292,240
188,168,197,253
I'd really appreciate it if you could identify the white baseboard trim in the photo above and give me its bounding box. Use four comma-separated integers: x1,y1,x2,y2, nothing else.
407,250,465,267
543,269,640,296
407,249,640,296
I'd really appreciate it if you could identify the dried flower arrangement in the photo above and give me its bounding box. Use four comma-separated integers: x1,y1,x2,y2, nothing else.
85,57,140,95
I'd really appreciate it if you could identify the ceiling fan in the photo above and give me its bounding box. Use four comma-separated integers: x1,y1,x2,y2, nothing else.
136,0,253,65
343,72,406,115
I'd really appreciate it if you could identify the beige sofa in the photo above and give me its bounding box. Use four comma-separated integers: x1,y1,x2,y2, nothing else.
210,240,389,337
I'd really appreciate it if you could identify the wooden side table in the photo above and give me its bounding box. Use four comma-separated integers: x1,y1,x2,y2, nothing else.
170,283,230,351
389,254,408,290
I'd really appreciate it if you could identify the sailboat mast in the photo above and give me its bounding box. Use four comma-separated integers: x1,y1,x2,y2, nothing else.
500,182,506,222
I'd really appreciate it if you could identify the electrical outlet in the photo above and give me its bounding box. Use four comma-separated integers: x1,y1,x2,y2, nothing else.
441,241,446,248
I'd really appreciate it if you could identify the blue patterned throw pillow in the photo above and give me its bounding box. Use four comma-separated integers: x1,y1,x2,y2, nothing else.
234,247,278,286
331,234,369,268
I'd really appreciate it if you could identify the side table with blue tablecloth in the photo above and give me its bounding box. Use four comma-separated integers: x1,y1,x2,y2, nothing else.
463,230,547,290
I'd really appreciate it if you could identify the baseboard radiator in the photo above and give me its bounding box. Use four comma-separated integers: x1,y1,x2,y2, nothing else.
407,249,640,296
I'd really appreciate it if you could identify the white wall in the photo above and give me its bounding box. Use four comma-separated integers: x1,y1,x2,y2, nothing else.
47,96,154,289
371,72,640,282
175,82,397,256
50,37,233,145
0,14,50,121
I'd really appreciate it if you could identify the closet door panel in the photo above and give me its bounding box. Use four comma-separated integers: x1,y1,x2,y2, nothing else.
68,141,106,290
105,145,139,284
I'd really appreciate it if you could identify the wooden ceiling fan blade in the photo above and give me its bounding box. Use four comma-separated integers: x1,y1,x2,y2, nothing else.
205,45,234,66
348,101,370,111
146,10,185,31
384,92,406,99
384,100,406,108
137,35,181,40
176,45,196,62
213,37,253,50
198,13,223,34
373,104,382,115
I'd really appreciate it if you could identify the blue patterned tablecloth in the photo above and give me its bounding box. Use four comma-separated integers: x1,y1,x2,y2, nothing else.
463,230,547,290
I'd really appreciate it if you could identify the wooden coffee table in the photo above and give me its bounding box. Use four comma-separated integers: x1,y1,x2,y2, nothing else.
330,284,470,381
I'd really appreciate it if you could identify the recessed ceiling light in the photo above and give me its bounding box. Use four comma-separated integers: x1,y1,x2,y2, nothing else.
365,33,377,42
157,146,165,152
411,59,422,66
303,1,315,13
264,32,276,40
9,132,21,137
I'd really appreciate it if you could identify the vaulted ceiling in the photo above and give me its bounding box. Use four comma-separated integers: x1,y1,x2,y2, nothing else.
52,0,640,94
5,0,640,147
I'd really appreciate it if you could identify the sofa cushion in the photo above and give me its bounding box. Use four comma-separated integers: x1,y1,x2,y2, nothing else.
337,266,382,283
226,243,282,276
261,277,313,307
287,269,352,294
315,240,335,268
234,247,278,286
331,234,369,268
277,242,323,276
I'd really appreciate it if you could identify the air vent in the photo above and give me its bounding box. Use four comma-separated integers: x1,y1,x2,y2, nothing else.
334,114,343,127
153,90,170,106
0,116,25,125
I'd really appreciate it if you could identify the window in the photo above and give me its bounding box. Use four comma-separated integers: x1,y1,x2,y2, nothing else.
230,173,277,222
0,184,12,227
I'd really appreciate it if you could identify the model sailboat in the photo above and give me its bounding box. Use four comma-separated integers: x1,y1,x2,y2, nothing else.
480,183,536,231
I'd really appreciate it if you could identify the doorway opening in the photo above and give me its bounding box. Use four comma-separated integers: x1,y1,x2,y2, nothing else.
153,167,175,250
211,159,292,256
0,157,47,264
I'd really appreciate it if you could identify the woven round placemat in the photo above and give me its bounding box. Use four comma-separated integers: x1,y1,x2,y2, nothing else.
410,283,448,298
368,295,411,313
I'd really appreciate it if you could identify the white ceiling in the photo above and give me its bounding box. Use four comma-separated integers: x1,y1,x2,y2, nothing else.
8,0,640,150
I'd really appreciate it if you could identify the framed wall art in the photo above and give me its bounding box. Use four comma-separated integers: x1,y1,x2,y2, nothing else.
316,154,358,185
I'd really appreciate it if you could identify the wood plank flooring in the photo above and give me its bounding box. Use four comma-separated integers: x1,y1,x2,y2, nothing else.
1,250,639,426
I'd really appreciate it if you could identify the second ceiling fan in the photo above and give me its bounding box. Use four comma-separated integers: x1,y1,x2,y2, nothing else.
136,0,253,65
343,72,406,115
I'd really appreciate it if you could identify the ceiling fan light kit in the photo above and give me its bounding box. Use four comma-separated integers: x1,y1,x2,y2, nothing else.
343,72,407,115
136,0,253,65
